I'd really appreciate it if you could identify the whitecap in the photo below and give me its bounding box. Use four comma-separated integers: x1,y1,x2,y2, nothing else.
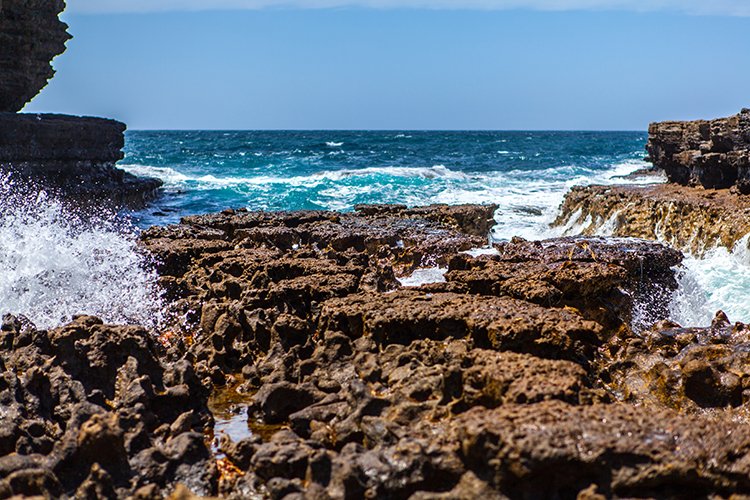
121,163,472,190
463,247,500,257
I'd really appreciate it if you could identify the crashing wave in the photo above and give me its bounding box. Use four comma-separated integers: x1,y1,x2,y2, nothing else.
0,174,164,330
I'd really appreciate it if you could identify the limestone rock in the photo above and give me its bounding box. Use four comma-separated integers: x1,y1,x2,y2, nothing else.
555,183,750,255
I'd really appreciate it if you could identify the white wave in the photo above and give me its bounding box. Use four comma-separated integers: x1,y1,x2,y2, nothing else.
0,174,164,330
487,159,656,242
397,267,447,287
120,164,191,184
669,235,750,326
119,163,472,190
326,142,344,147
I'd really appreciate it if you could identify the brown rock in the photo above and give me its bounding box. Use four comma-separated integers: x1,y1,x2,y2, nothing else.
452,401,750,498
647,108,750,192
319,291,603,363
555,183,750,254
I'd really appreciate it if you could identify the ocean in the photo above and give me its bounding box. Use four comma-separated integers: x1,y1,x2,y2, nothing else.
119,130,649,236
1,130,748,329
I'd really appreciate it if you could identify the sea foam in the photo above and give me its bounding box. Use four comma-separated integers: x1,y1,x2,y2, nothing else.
0,175,164,330
669,235,750,326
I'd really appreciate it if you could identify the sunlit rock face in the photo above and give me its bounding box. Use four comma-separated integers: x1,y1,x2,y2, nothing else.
0,0,70,112
555,184,750,256
647,108,750,193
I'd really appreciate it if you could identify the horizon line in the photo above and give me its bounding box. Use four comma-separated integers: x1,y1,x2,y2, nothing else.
125,128,648,133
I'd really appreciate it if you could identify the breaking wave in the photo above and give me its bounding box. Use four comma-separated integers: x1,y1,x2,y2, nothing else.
0,174,164,330
669,235,750,327
120,163,472,188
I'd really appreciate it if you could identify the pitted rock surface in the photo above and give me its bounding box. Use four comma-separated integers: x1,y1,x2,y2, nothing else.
0,315,217,498
9,204,749,499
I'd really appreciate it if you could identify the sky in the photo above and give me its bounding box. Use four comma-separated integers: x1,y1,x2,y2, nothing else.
23,0,750,130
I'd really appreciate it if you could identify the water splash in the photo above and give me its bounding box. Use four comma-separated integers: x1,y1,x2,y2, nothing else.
397,267,448,287
0,174,164,330
669,235,750,327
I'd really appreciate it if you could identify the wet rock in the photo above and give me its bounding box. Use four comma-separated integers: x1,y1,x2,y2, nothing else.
0,315,217,498
602,312,750,412
444,236,682,329
556,183,750,255
0,113,163,207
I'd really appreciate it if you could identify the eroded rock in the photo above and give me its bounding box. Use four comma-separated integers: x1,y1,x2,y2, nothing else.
556,184,750,255
602,311,750,413
0,113,163,207
0,314,217,498
647,108,750,192
0,0,69,112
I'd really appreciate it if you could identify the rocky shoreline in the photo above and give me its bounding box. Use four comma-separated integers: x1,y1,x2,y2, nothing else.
4,0,750,497
5,202,750,499
0,113,162,207
555,109,750,257
555,183,750,254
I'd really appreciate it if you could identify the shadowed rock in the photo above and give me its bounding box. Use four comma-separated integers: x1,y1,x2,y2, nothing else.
0,314,218,498
0,0,69,112
0,2,162,206
0,113,163,206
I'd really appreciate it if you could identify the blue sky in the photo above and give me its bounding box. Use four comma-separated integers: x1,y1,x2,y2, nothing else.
24,1,750,130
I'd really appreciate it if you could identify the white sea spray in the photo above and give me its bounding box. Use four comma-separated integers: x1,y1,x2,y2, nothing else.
669,234,750,327
397,267,448,287
0,174,164,330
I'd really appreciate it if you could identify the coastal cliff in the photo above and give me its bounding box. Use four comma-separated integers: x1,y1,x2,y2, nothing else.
556,183,750,254
0,0,161,205
556,109,750,254
0,0,69,112
647,108,750,193
0,113,162,205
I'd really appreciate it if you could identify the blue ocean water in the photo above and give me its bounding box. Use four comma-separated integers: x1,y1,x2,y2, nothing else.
121,130,650,239
3,130,750,330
